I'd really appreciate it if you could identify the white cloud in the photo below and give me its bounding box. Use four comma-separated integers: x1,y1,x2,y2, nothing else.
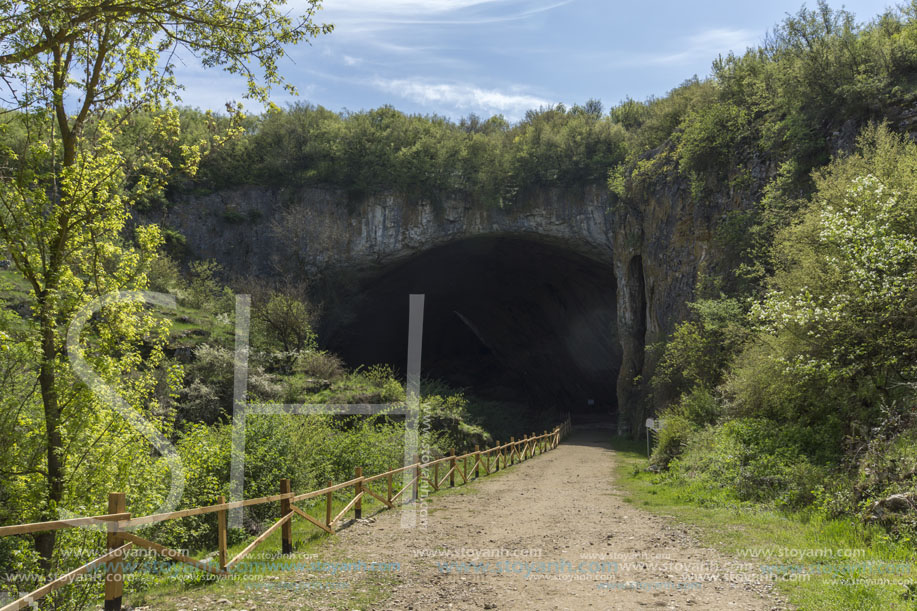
321,0,499,15
342,55,362,66
318,0,571,30
647,27,757,64
373,78,551,117
689,28,756,49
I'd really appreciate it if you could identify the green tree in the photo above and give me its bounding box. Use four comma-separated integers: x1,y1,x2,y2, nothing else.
728,126,917,446
255,292,317,356
0,0,331,572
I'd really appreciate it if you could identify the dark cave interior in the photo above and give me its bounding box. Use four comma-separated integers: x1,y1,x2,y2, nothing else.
325,236,621,420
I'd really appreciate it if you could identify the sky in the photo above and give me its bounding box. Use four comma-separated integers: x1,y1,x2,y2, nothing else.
173,0,899,121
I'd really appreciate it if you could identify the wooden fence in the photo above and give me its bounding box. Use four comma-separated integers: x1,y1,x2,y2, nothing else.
0,417,572,611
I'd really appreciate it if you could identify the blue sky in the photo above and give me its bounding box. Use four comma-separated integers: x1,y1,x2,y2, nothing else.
174,0,898,121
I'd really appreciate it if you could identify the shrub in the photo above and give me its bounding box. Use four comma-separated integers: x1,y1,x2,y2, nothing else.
146,255,186,294
650,414,695,470
676,387,722,427
673,418,825,508
295,349,346,381
676,99,751,188
253,291,317,356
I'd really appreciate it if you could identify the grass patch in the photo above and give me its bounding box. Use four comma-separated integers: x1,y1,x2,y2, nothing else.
611,437,917,610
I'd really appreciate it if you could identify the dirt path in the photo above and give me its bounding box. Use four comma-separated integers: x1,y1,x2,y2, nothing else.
318,428,788,610
156,429,790,610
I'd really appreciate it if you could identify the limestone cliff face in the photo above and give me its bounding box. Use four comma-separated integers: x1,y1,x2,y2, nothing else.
154,179,745,433
156,184,614,275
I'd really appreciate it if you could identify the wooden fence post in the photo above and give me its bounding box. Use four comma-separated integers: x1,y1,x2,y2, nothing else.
217,494,228,571
325,480,333,531
509,437,515,465
433,461,440,490
474,445,480,478
495,442,500,471
485,447,490,474
387,472,393,505
354,467,363,519
450,449,456,487
280,479,293,554
104,492,126,611
413,454,420,501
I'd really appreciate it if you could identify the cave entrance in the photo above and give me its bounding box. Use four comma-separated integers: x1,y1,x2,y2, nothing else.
324,236,621,423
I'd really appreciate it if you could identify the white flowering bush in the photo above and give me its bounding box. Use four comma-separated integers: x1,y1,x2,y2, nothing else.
751,173,917,382
724,126,917,456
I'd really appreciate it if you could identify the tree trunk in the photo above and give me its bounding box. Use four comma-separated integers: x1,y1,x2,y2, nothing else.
34,299,64,572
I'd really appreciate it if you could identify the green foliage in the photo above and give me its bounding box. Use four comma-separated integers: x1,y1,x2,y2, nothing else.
183,260,232,311
676,386,722,427
676,99,752,196
147,255,187,294
611,1,917,264
147,384,485,554
614,78,717,156
649,388,722,470
0,0,331,584
253,291,317,356
663,126,917,528
293,349,346,382
729,126,917,436
614,438,917,611
181,101,628,204
649,414,694,470
811,398,917,541
715,1,917,167
673,419,825,508
652,298,748,407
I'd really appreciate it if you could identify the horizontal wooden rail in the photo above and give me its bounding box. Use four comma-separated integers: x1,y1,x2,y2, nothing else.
0,417,572,611
124,493,296,528
292,476,363,502
362,462,416,483
0,513,131,537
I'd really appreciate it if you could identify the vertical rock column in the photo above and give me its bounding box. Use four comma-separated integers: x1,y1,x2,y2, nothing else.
615,253,648,437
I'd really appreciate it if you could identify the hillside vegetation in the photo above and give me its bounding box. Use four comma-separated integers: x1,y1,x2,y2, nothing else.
151,2,917,542
2,1,917,609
